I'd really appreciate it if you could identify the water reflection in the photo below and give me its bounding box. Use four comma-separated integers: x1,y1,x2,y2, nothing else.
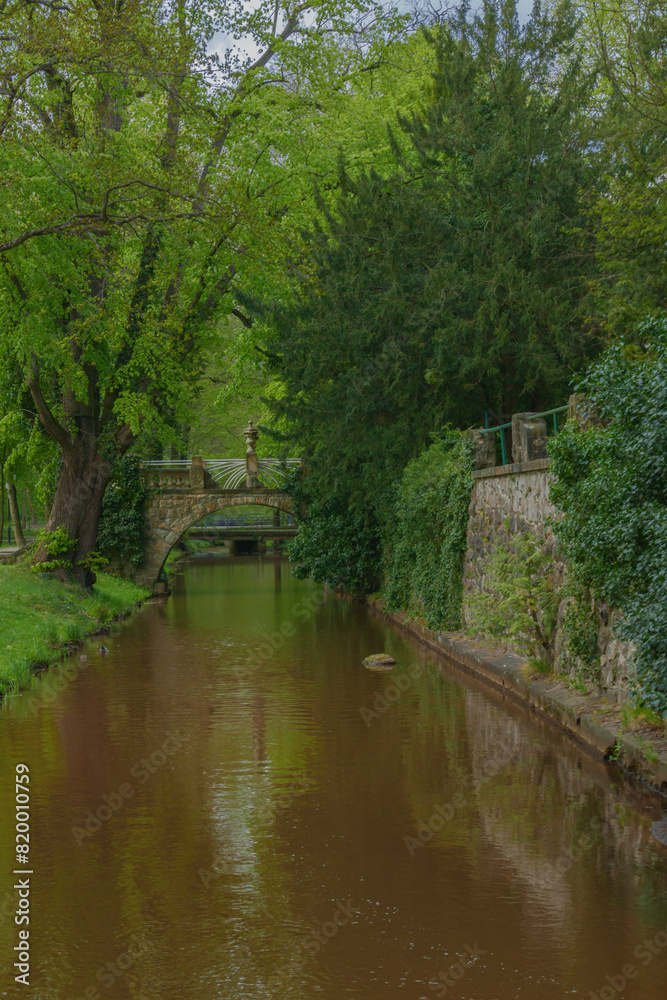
0,557,666,999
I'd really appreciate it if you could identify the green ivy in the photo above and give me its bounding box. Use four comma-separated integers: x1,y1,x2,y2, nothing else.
382,431,472,631
558,581,600,680
549,318,667,713
97,455,151,568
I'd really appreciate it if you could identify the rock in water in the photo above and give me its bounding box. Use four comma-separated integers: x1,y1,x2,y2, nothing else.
363,653,396,671
651,818,667,847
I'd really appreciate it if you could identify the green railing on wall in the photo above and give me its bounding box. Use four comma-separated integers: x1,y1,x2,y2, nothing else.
480,405,569,466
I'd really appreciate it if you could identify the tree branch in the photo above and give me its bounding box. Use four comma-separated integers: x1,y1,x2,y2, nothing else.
114,422,137,455
26,353,74,453
197,4,312,195
231,307,253,328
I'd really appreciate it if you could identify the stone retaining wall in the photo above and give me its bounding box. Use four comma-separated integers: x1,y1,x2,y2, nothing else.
463,460,634,703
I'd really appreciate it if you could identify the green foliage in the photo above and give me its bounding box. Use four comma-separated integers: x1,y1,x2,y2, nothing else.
582,1,667,331
549,319,667,713
466,533,559,669
97,456,150,567
284,429,472,619
0,0,413,572
407,0,602,414
283,469,382,596
261,0,602,511
383,431,472,630
76,552,110,575
558,582,600,681
0,564,147,696
31,527,75,574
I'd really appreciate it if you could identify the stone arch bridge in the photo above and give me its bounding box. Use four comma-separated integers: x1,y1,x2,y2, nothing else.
135,425,299,591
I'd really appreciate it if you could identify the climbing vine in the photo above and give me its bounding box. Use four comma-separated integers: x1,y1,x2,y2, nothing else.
383,431,473,630
97,455,151,568
557,580,600,681
550,318,667,713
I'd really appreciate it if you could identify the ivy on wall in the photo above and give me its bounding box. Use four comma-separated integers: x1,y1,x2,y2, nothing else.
383,432,473,631
97,456,151,568
283,431,472,620
549,319,667,713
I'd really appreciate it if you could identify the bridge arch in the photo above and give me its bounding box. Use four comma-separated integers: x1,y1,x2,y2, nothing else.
135,490,293,591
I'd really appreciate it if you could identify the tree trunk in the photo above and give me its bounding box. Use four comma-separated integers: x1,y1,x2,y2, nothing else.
25,489,36,529
5,482,26,549
40,450,112,587
26,352,135,587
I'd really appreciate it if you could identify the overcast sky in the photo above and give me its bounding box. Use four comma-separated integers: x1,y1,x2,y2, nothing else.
214,0,540,66
516,0,534,19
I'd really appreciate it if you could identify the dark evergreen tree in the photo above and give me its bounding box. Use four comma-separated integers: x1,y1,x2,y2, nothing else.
262,0,602,510
411,0,601,418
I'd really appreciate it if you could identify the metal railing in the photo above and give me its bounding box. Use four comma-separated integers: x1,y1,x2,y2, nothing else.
196,512,296,529
480,405,568,466
142,458,300,489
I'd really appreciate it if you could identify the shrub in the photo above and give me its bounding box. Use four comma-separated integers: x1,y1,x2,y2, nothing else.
549,318,667,712
465,533,559,669
31,527,76,574
282,470,382,597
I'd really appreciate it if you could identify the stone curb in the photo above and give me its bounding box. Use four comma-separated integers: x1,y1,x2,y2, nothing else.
365,597,667,796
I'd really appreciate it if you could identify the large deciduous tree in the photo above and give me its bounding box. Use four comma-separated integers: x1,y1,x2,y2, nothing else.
0,0,406,583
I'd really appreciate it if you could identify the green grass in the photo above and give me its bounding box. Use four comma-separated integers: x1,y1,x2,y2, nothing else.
0,566,148,696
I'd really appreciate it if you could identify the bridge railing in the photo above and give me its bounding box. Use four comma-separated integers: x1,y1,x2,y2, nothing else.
142,458,300,490
197,511,296,528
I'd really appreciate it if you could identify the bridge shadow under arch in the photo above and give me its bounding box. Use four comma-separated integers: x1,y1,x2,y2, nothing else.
136,490,294,590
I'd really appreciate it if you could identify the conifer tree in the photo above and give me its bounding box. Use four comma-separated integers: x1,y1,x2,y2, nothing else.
264,0,602,505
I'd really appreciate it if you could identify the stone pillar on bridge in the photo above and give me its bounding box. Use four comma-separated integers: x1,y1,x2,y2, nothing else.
189,456,206,489
244,420,260,488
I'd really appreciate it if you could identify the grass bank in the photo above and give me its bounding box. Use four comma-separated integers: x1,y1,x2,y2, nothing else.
0,565,148,697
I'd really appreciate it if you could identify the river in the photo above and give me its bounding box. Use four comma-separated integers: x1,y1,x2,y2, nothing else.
1,557,666,999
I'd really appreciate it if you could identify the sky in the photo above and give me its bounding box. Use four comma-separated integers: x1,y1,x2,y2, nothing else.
213,0,539,65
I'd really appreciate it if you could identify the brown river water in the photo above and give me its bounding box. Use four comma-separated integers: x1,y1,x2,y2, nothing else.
1,557,667,1000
